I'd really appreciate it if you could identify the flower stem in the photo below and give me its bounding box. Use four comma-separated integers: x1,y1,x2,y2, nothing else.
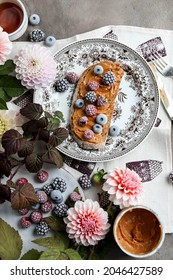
9,162,24,181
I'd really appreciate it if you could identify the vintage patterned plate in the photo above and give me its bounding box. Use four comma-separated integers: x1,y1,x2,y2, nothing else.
34,38,159,162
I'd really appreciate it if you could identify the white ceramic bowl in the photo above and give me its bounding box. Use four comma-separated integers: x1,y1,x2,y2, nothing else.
0,0,28,41
113,205,165,258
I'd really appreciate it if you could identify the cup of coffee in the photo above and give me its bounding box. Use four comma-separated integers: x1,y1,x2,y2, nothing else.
0,0,28,41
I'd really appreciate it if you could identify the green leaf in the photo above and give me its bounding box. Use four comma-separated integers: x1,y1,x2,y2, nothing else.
64,248,82,260
32,236,66,251
0,76,26,97
20,103,43,120
25,153,43,173
0,60,15,75
0,218,23,260
0,88,12,102
0,98,8,109
47,147,63,168
49,117,60,126
54,111,65,122
20,249,42,260
48,127,69,147
43,216,66,232
39,248,61,260
1,129,23,154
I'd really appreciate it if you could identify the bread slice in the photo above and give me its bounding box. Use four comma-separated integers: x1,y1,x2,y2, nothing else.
70,60,124,150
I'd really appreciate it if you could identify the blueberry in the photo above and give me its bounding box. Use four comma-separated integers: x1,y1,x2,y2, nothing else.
109,125,120,136
75,99,84,108
93,124,102,133
96,113,108,125
29,14,40,25
50,190,63,204
45,36,56,47
94,65,104,75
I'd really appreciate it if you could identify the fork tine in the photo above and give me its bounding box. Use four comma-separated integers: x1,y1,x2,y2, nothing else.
150,53,165,72
153,52,167,67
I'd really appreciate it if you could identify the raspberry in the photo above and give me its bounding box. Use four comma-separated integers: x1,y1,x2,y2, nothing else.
19,217,31,228
66,72,79,84
18,208,29,215
102,71,115,85
54,78,69,92
35,221,49,235
29,29,45,42
70,192,81,202
53,203,68,217
30,211,43,224
96,95,107,107
85,91,97,103
41,200,53,213
85,104,97,116
36,190,48,203
42,183,53,195
78,174,92,189
36,170,48,183
83,129,94,140
87,81,99,91
78,116,88,126
16,177,28,187
52,177,67,192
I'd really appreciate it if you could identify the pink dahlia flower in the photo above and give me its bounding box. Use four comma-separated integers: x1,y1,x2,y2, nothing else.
64,199,110,246
103,168,144,208
14,45,57,89
0,27,12,65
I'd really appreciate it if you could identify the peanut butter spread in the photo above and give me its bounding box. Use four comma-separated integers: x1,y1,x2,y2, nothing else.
116,208,162,255
71,61,124,147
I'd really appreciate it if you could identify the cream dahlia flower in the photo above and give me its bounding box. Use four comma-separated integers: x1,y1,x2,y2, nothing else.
0,27,13,65
64,199,110,246
14,45,57,89
103,168,144,209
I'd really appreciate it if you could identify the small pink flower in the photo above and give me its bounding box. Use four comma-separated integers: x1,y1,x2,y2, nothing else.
103,168,144,208
14,44,57,89
0,27,12,65
64,199,110,246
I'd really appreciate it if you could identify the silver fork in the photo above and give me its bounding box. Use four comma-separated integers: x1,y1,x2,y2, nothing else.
150,52,173,77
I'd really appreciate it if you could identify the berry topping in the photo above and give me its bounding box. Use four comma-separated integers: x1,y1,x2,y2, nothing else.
85,104,97,116
54,78,69,92
29,14,40,25
41,200,53,213
35,221,49,235
109,125,120,136
83,129,94,140
93,124,102,134
36,170,48,183
50,190,63,204
102,71,115,85
78,116,88,126
29,29,45,42
70,192,82,202
16,177,28,186
75,99,84,108
41,183,53,195
19,217,31,229
36,190,48,204
66,72,79,84
53,203,68,217
18,208,29,215
45,35,56,47
85,91,97,103
52,177,67,192
96,113,108,125
88,81,99,91
96,95,107,107
78,174,92,189
30,211,43,224
94,65,104,75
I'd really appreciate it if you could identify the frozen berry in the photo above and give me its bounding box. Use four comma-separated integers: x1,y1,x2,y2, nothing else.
52,177,67,192
85,91,97,103
66,72,79,84
78,174,92,189
88,81,99,91
36,190,48,204
70,192,81,202
109,125,120,136
75,99,84,108
16,177,28,186
78,116,88,126
35,221,49,235
36,170,48,183
169,172,173,182
96,95,107,107
19,217,31,228
50,190,63,204
54,78,69,92
85,104,97,116
45,35,56,46
83,129,94,140
93,124,102,134
29,29,45,42
41,200,53,213
53,203,68,217
100,191,110,208
96,113,108,125
18,208,29,215
102,71,115,85
42,183,53,195
29,14,40,25
30,211,42,224
94,65,104,75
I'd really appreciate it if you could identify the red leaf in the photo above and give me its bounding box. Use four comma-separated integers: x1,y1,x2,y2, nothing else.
11,183,38,209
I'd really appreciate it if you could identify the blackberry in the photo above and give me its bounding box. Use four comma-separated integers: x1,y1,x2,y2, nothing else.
42,183,53,195
66,72,79,84
85,91,97,103
53,203,68,217
102,71,115,85
78,174,92,189
54,78,69,92
35,221,49,235
52,177,67,192
96,95,107,107
29,29,45,42
99,191,110,208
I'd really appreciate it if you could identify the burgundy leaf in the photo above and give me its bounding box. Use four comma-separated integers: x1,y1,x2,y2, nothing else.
38,129,50,142
0,153,12,177
37,117,48,128
22,120,39,135
0,184,11,201
25,153,43,172
48,147,63,168
20,103,43,120
48,127,69,147
18,140,34,157
1,129,23,154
